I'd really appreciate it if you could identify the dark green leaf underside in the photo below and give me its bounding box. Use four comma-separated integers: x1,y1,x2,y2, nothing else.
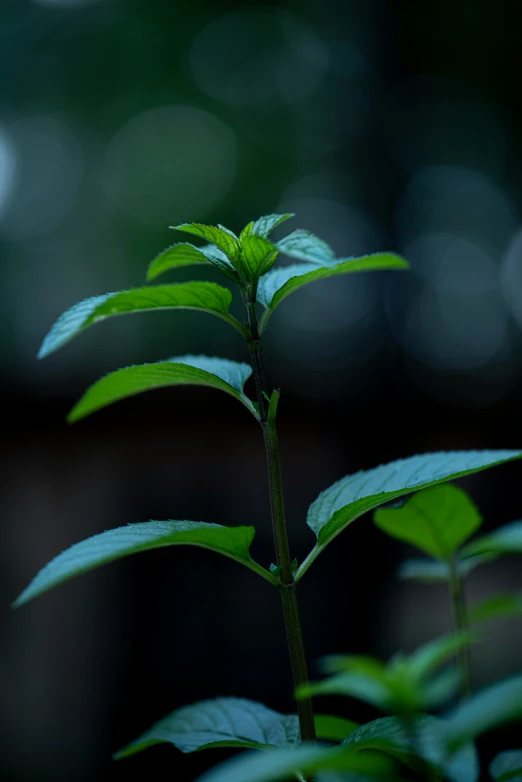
67,355,256,422
14,521,275,607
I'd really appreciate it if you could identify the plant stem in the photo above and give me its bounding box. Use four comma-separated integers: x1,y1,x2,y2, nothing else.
243,288,316,742
448,555,471,699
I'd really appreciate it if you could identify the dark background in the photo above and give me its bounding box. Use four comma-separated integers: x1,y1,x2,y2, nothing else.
2,1,522,780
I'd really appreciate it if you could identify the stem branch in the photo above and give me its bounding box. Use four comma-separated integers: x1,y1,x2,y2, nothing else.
448,555,471,699
242,286,316,742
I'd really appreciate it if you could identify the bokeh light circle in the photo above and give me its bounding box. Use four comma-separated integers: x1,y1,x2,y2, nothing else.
189,10,328,106
102,106,237,226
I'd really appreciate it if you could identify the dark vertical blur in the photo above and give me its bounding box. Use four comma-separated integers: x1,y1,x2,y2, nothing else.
2,0,522,779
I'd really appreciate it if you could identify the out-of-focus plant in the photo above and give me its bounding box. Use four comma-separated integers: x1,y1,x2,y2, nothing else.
13,214,522,781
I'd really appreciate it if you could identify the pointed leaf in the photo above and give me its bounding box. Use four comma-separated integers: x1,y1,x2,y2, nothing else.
252,214,295,239
195,743,394,782
67,355,257,423
490,750,522,781
296,451,522,581
171,223,239,262
463,521,522,557
277,229,336,264
257,255,408,332
374,485,482,561
67,355,258,423
217,224,238,239
397,556,491,583
240,235,279,279
38,282,242,359
445,674,522,747
146,243,214,280
343,716,479,782
468,593,522,624
407,632,475,681
240,221,255,241
14,520,276,608
297,670,390,711
115,698,300,759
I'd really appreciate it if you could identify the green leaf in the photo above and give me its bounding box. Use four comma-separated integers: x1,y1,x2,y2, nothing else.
115,702,361,761
343,716,479,782
468,593,522,625
296,451,522,581
115,698,300,759
171,223,240,263
490,750,522,781
67,355,257,423
38,282,243,359
303,633,472,716
239,235,279,279
374,485,482,561
397,556,490,583
240,221,255,241
13,520,277,608
277,229,336,264
314,715,359,743
297,669,391,712
252,213,295,238
257,255,408,332
445,674,522,747
194,743,394,782
463,521,522,557
406,632,475,681
146,242,223,281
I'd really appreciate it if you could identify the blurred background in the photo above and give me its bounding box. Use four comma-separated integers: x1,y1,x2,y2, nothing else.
2,0,522,779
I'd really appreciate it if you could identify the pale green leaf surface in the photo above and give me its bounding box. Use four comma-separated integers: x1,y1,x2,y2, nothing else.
14,520,275,608
195,743,393,782
374,485,482,560
171,223,239,261
115,698,300,759
277,229,336,264
67,355,257,423
468,593,522,624
445,674,522,747
343,716,479,782
252,213,295,238
490,750,522,781
463,521,522,557
257,255,408,331
297,451,522,581
38,282,237,358
397,556,490,583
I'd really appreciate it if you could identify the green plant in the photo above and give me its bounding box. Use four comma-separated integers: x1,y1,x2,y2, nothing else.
14,214,522,781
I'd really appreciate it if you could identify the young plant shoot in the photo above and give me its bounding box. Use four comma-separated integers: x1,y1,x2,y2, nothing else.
14,214,522,781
